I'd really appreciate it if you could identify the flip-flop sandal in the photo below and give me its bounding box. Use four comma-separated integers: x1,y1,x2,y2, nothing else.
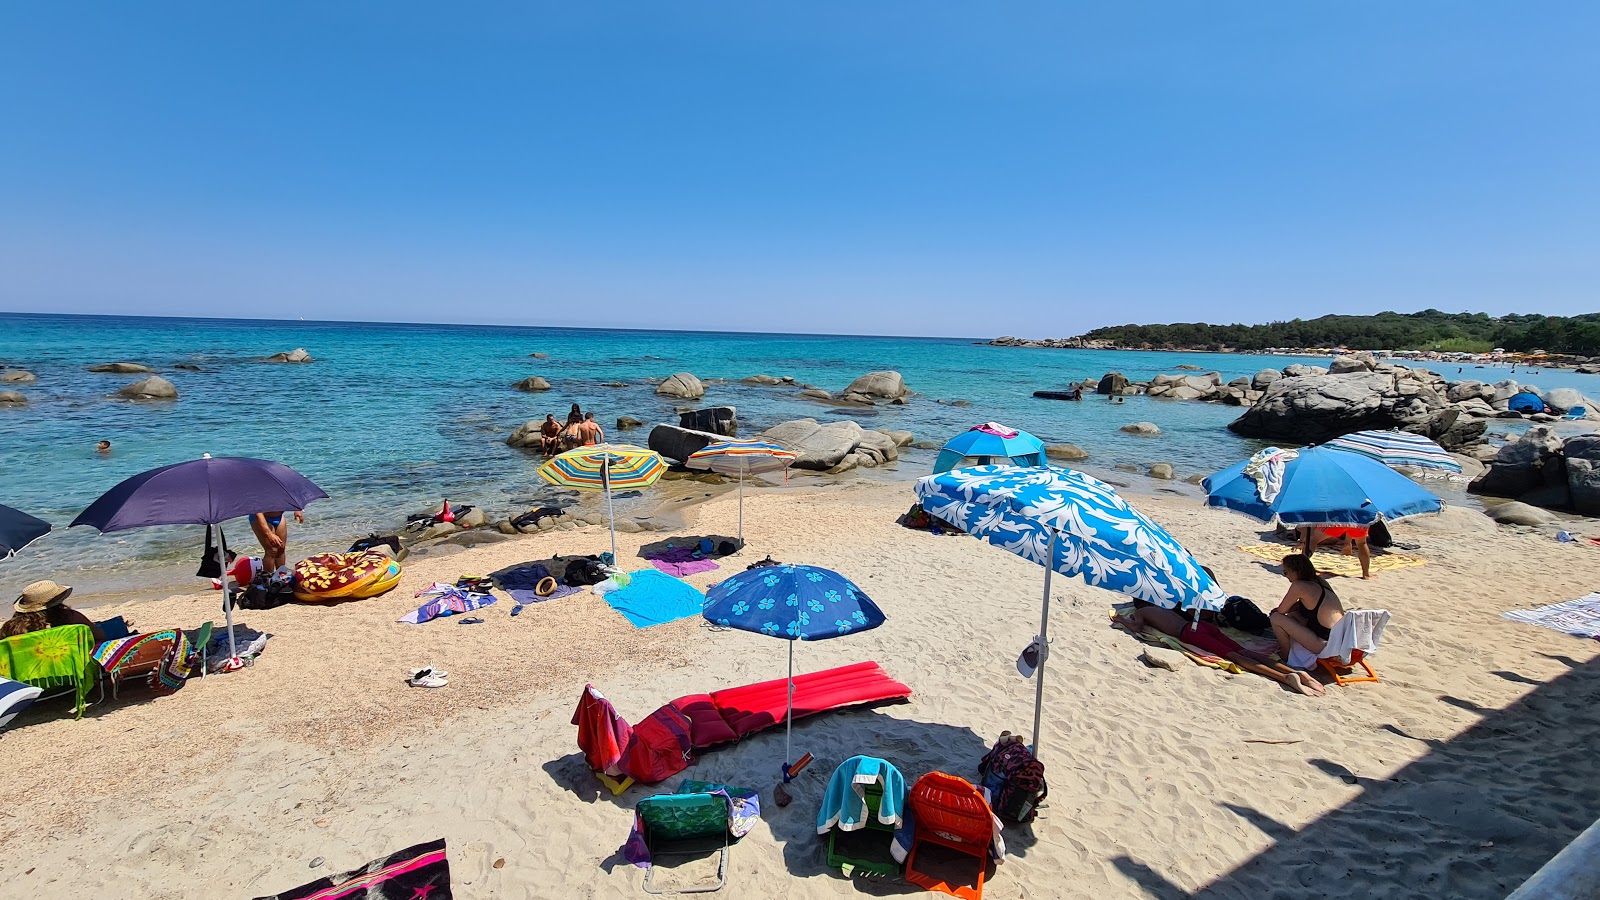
511,604,526,617
458,616,485,625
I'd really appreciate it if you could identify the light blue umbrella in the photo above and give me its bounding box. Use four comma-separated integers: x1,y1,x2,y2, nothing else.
932,423,1046,474
1202,445,1442,526
915,465,1225,755
703,564,886,779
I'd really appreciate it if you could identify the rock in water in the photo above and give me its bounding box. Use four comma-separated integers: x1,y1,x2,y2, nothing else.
876,430,914,447
512,376,551,392
0,390,26,406
1564,435,1600,516
656,372,705,399
114,376,178,400
88,362,152,373
264,348,313,363
530,352,549,358
799,388,833,401
1120,422,1162,436
1097,372,1129,395
0,370,37,383
1149,463,1175,479
616,416,644,431
506,421,544,448
741,374,782,385
678,406,737,437
1045,444,1089,461
647,424,726,463
841,371,910,401
758,418,866,470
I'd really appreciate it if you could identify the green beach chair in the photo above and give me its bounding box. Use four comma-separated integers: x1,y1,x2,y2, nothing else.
826,783,900,877
636,792,730,894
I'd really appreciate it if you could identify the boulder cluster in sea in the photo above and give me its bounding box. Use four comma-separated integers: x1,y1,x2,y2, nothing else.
1469,426,1600,517
645,418,913,476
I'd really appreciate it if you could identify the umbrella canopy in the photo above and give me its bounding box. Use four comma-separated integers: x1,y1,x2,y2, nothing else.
702,564,885,775
933,423,1046,474
71,455,328,665
71,456,328,532
537,444,665,559
1203,445,1442,526
685,441,797,545
0,504,51,559
1324,430,1462,474
915,464,1224,756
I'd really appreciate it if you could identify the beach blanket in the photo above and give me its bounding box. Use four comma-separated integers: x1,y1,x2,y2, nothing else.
0,624,98,718
92,629,194,695
1503,592,1600,639
646,547,721,578
1242,447,1298,503
400,583,496,624
602,570,706,628
496,563,582,604
1237,543,1426,576
252,838,451,900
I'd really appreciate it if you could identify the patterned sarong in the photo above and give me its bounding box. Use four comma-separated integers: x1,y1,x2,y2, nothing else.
253,838,451,900
92,629,193,695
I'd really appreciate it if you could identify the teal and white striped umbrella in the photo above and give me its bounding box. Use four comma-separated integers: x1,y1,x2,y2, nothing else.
1324,430,1462,474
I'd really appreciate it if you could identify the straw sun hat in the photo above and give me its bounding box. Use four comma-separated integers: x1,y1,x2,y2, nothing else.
14,580,72,614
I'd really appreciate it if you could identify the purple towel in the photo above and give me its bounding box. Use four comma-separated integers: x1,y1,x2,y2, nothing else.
647,547,721,578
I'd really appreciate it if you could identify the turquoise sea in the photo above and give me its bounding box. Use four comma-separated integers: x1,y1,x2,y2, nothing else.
4,312,1598,599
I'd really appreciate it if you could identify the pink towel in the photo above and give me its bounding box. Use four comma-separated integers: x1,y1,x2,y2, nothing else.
974,421,1019,438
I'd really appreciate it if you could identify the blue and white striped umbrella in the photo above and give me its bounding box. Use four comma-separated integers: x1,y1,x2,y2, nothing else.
1323,430,1462,474
915,464,1224,756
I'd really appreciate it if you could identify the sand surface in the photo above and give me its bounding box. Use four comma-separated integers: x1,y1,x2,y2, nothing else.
2,478,1598,899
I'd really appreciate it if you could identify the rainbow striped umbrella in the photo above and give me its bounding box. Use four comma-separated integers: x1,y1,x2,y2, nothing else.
538,444,666,558
685,440,798,545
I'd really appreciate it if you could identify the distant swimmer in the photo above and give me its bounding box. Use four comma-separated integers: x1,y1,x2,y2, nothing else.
96,440,112,454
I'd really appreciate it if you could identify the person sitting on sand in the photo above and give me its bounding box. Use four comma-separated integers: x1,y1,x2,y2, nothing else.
1271,553,1346,668
1115,599,1324,696
539,414,561,455
0,581,106,642
580,412,605,446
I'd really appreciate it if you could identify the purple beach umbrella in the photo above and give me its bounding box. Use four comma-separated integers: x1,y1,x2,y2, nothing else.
71,455,328,664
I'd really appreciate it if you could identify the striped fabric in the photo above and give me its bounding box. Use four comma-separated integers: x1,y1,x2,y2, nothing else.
1324,430,1463,474
686,440,798,476
538,444,666,491
91,629,194,694
253,838,451,900
0,677,44,729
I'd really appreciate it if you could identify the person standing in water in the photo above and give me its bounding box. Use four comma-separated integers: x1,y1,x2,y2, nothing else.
251,509,304,573
560,408,585,450
581,412,605,446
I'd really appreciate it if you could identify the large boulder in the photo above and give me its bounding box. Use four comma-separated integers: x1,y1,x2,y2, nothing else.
1228,371,1447,445
0,390,26,406
1564,435,1600,516
1419,407,1487,452
1468,426,1565,498
647,424,724,463
758,418,866,470
506,420,544,448
741,374,782,385
264,348,313,363
0,370,37,383
1280,364,1327,378
616,416,644,431
841,371,910,402
1252,368,1282,391
88,362,151,373
656,373,705,400
1543,387,1584,414
114,376,177,400
1328,354,1375,374
799,388,833,401
1097,373,1129,395
1120,422,1162,436
852,430,900,466
877,430,914,447
1149,463,1175,479
1484,501,1555,527
1446,380,1491,403
678,406,737,437
1046,444,1089,461
513,376,551,392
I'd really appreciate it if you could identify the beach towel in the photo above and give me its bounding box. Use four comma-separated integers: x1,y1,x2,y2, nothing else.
1237,543,1426,576
1503,592,1600,639
400,583,496,624
496,563,581,604
92,629,194,695
572,684,634,777
1242,447,1298,503
646,547,721,578
818,755,907,834
975,422,1018,438
252,838,451,900
602,570,706,628
1109,604,1250,674
0,624,98,718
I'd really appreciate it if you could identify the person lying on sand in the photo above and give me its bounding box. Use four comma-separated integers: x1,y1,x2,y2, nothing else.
1115,600,1325,696
1271,553,1346,665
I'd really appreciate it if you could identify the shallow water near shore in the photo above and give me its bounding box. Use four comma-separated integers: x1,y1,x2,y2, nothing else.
3,311,1598,599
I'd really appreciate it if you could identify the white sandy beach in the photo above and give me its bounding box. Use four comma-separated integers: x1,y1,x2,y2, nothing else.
1,478,1598,899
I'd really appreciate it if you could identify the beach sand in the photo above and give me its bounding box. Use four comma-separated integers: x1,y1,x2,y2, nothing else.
1,478,1597,898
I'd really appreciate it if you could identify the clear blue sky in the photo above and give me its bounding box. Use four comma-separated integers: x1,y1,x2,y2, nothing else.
2,3,1596,336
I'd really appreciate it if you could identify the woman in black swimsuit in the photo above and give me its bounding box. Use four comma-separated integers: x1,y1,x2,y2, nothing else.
1270,553,1345,664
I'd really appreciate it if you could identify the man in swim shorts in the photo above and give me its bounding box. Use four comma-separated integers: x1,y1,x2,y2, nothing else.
539,414,561,455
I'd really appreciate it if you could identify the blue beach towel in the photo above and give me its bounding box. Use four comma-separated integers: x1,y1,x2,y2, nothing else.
602,570,706,628
817,755,907,833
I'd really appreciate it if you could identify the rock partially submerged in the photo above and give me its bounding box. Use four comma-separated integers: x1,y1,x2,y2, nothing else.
506,421,545,449
656,372,705,400
1470,427,1600,517
88,362,152,373
0,390,26,406
0,370,37,383
678,406,737,437
513,376,551,392
1045,444,1089,461
115,375,178,400
647,424,725,463
1120,422,1161,436
263,348,313,363
616,416,644,430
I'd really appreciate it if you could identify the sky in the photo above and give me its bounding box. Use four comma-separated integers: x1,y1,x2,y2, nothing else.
1,3,1597,337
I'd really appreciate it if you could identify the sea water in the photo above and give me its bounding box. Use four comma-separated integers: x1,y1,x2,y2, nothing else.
2,312,1597,598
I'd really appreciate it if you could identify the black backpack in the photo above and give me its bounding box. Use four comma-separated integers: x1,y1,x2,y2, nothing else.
1217,595,1272,636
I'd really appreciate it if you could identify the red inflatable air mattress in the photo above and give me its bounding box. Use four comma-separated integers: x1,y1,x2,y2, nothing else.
704,661,912,740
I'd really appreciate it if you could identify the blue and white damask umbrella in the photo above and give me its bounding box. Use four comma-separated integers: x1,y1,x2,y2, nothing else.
702,564,886,780
916,465,1225,756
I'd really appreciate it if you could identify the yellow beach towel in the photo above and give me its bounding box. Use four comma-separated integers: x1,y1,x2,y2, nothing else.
1237,543,1425,576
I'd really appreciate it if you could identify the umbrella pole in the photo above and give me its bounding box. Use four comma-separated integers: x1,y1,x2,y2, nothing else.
785,639,794,774
216,524,237,664
1032,529,1057,757
737,471,744,546
603,459,617,561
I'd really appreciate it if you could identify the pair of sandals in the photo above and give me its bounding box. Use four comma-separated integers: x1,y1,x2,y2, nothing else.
408,665,449,688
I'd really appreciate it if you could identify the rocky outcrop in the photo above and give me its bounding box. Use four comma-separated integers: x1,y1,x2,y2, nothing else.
0,370,37,383
1561,435,1600,516
877,430,914,448
115,375,178,400
263,348,313,363
1281,364,1327,378
1147,371,1222,401
1251,368,1282,391
1228,370,1454,446
1327,351,1377,374
1045,444,1089,460
839,371,910,404
1096,373,1129,395
678,406,737,437
0,390,26,406
1545,387,1585,414
513,376,551,392
759,419,865,470
1484,502,1555,526
656,372,705,400
647,425,725,463
1120,422,1162,436
616,416,644,431
1470,427,1600,517
506,421,545,449
88,362,152,373
741,374,782,385
799,389,833,401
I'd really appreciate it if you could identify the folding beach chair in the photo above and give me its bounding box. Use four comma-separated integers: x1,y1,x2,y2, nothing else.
1315,609,1391,687
903,772,995,900
1562,406,1588,420
636,792,730,894
827,783,900,876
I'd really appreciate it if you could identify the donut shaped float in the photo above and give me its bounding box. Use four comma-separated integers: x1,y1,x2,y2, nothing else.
293,550,403,602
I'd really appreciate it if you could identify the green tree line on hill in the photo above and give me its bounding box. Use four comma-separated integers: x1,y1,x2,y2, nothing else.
1079,310,1600,355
